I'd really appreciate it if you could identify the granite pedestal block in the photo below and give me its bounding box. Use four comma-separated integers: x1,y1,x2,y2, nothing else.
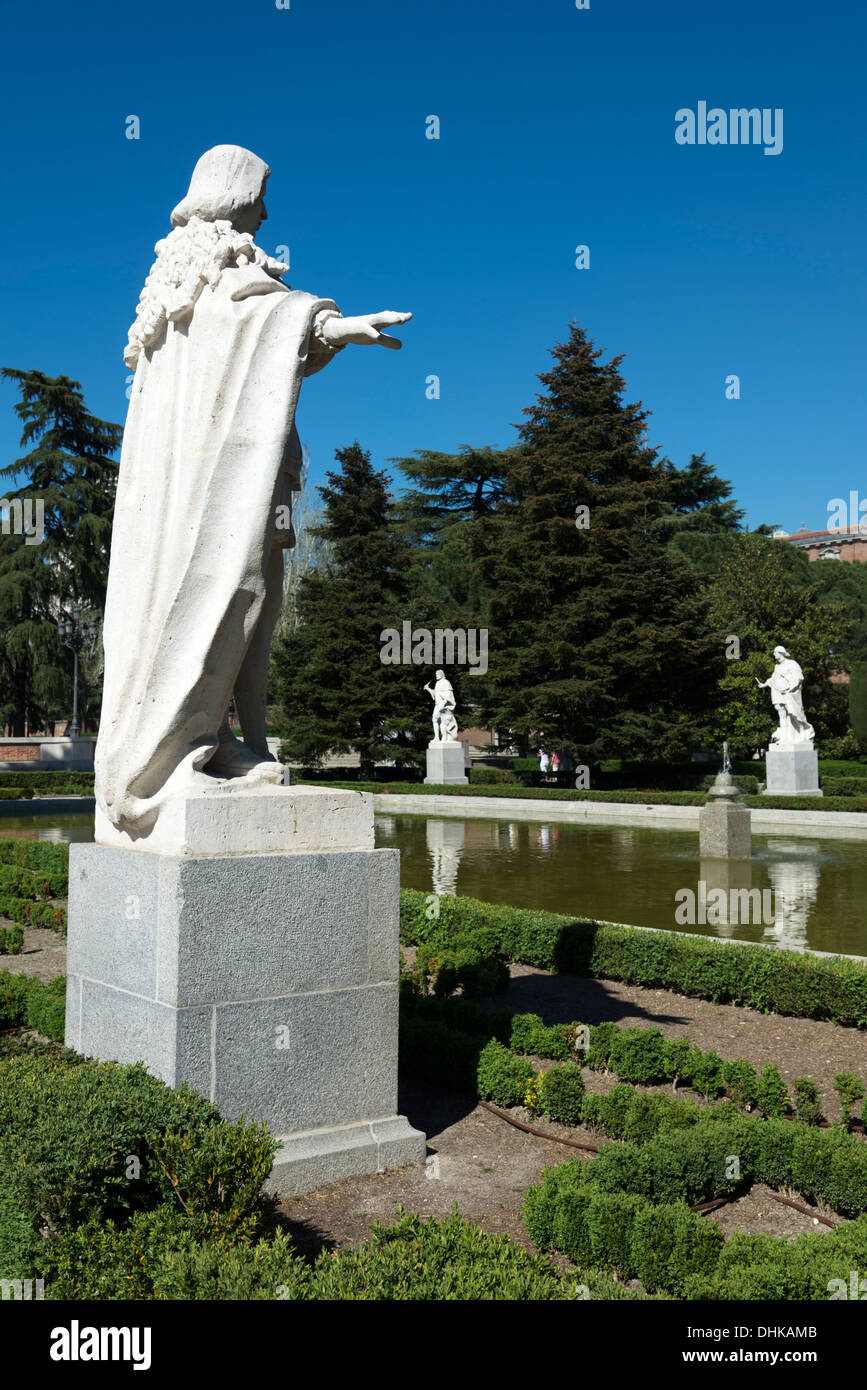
424,740,468,785
65,789,426,1196
765,747,822,797
699,800,752,859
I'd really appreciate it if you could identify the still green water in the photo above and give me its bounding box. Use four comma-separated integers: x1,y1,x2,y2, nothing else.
376,813,867,958
5,807,865,958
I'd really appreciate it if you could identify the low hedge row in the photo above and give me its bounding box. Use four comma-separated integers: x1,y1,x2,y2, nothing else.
524,1158,867,1299
402,1000,867,1206
0,925,23,954
42,1205,621,1301
400,889,867,1028
399,1005,867,1296
0,862,68,898
403,996,862,1128
0,898,67,930
0,841,69,874
523,1092,867,1297
0,970,66,1039
0,788,33,800
0,1046,600,1301
0,771,94,790
580,1019,864,1127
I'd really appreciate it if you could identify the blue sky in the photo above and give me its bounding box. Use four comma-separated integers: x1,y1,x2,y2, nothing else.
0,0,863,533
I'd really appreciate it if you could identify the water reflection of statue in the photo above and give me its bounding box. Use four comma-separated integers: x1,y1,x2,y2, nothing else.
426,818,464,898
764,850,820,951
424,669,458,742
756,647,815,748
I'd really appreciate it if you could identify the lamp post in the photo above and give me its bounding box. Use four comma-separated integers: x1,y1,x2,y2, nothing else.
57,606,96,738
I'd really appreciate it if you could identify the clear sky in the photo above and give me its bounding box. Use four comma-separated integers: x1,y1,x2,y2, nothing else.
1,0,863,533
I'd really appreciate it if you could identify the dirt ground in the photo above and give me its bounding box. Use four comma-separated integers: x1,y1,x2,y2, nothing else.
4,927,66,982
7,930,863,1258
278,960,864,1258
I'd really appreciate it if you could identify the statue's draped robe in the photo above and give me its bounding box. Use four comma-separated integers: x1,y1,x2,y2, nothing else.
769,659,814,743
95,265,339,834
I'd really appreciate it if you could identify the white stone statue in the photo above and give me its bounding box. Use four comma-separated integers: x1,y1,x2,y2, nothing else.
424,669,459,742
96,145,411,835
755,646,815,748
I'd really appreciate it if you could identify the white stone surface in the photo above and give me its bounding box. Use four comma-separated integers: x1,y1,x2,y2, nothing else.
765,746,822,798
424,670,459,742
94,783,375,857
96,144,410,848
370,791,867,837
424,740,468,785
757,646,816,748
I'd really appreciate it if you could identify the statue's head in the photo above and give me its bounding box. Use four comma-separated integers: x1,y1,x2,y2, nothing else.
171,145,270,235
124,144,286,370
773,645,789,660
435,668,446,680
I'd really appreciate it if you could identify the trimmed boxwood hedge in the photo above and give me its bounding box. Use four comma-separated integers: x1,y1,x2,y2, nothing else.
0,1044,600,1301
0,771,94,791
0,970,66,1039
400,889,867,1027
524,1157,867,1299
523,1103,867,1299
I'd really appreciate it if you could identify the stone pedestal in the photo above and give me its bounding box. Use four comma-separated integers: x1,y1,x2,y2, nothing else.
424,740,468,785
765,746,822,797
699,800,752,859
65,785,426,1196
699,770,751,860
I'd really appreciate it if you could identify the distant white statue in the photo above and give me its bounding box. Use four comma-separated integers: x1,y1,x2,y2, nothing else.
756,646,815,748
95,145,411,836
424,670,458,742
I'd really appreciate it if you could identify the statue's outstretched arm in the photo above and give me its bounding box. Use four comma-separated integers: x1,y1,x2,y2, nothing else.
319,310,412,350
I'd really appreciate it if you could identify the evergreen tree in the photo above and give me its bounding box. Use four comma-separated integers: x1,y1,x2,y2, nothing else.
708,531,852,753
272,443,430,775
475,323,735,762
0,370,121,733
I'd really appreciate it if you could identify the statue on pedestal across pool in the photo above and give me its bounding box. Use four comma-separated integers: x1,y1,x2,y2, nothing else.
756,646,815,749
96,145,411,836
425,670,459,742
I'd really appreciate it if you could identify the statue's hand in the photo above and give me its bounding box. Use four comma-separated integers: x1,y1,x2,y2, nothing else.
323,311,412,350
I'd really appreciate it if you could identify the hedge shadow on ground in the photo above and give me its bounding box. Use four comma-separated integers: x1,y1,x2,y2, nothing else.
488,971,685,1030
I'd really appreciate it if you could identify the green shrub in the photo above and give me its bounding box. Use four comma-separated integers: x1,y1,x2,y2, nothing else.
539,1064,584,1126
509,1012,571,1060
311,1209,585,1300
400,988,511,1043
415,933,509,998
608,1026,670,1085
525,1103,867,1298
630,1200,724,1296
584,1021,621,1071
833,1072,865,1128
688,1048,724,1101
476,1040,533,1108
400,890,867,1028
469,767,519,785
398,1016,484,1093
0,1052,276,1279
722,1058,759,1111
794,1076,824,1125
756,1064,790,1119
0,970,65,1039
0,925,23,954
